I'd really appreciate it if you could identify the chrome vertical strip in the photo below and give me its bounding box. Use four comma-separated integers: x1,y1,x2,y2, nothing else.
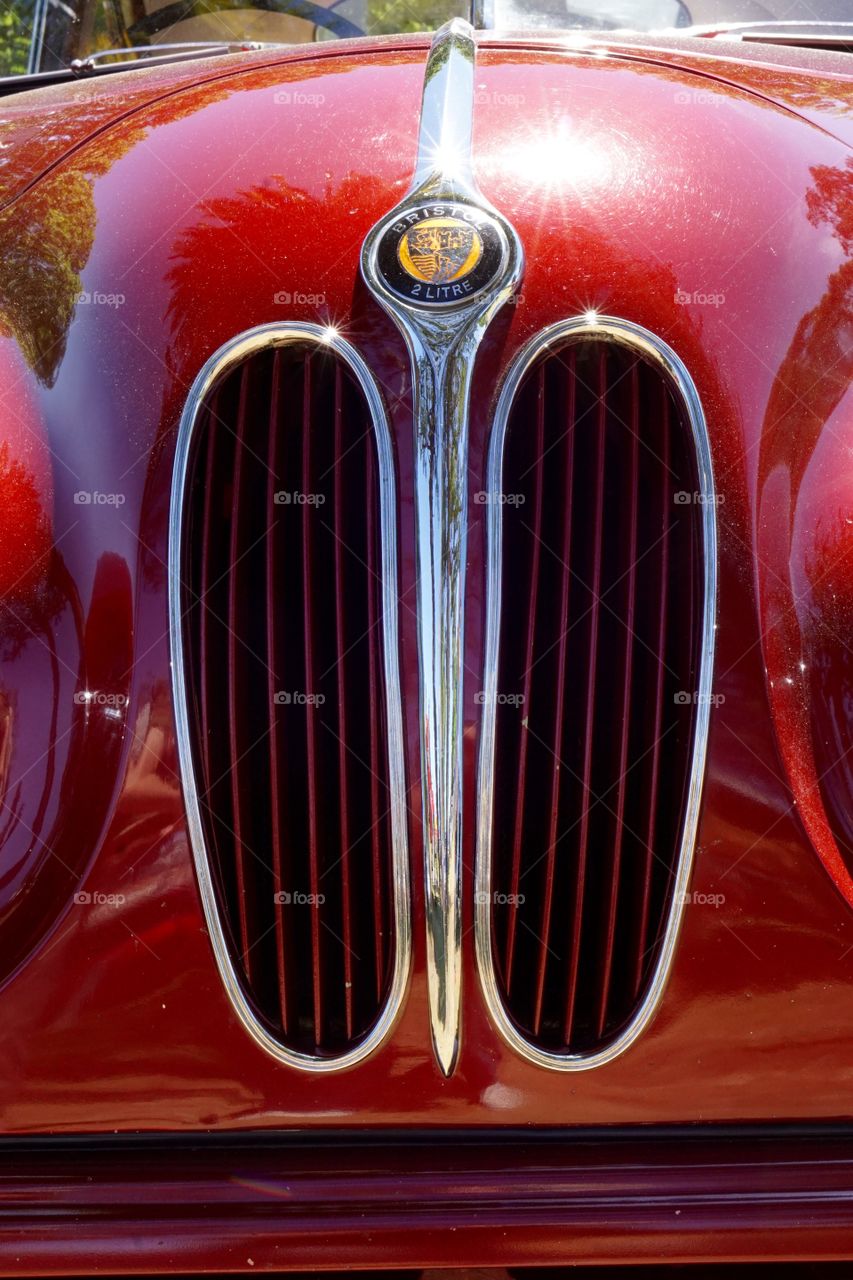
170,322,411,1072
475,315,716,1070
27,0,48,74
412,19,475,191
470,0,494,30
361,20,523,1076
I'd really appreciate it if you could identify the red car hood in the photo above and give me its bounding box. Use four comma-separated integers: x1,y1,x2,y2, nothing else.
0,24,852,1135
0,29,851,211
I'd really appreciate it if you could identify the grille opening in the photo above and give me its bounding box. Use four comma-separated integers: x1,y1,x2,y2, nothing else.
488,339,703,1055
182,343,395,1059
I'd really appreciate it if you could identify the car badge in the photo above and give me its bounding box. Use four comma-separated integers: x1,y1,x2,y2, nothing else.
374,204,504,306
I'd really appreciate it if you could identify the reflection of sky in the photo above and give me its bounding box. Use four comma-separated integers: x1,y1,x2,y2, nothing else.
492,0,853,25
492,0,689,30
83,63,417,208
314,0,469,41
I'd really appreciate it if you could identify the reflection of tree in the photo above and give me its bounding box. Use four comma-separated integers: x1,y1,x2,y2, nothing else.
808,157,853,255
366,0,461,37
606,52,853,138
0,73,246,386
751,69,853,136
0,46,424,387
163,170,390,383
731,68,853,132
0,171,95,386
0,0,34,77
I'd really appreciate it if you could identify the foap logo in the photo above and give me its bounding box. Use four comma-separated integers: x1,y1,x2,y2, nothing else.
273,890,326,905
73,890,127,907
475,890,525,906
673,88,720,108
678,890,725,909
480,287,525,309
273,90,326,107
474,491,526,507
673,691,725,707
273,290,327,306
274,490,326,506
475,691,525,707
274,690,326,706
673,491,724,506
74,690,129,708
78,290,126,308
474,88,526,107
73,491,126,506
674,287,725,308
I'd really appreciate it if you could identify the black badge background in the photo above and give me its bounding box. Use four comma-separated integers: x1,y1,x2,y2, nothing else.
375,205,506,308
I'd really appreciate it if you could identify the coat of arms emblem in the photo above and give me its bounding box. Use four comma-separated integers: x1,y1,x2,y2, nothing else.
398,216,483,285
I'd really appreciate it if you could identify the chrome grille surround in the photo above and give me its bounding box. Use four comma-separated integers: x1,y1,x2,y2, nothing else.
474,315,717,1071
169,323,411,1072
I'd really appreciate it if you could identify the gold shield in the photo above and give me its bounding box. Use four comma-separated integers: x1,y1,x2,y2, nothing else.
398,217,483,285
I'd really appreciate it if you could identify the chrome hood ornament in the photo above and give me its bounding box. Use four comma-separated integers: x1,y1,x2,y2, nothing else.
361,18,524,1076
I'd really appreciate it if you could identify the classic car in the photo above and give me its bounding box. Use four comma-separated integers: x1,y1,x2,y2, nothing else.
0,0,853,1272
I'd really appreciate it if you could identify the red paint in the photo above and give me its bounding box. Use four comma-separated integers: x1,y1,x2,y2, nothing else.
0,24,849,1247
0,341,52,598
2,1130,853,1272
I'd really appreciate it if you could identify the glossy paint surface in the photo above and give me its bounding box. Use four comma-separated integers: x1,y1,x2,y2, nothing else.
4,1129,853,1271
0,33,852,1132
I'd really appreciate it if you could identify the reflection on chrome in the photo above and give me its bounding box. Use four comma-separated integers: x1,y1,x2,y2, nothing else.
361,18,524,1076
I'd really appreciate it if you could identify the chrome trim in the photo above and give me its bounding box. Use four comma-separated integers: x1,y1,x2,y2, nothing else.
169,322,411,1072
361,19,523,1077
27,0,49,75
69,42,268,76
475,315,717,1071
413,18,476,194
470,0,493,31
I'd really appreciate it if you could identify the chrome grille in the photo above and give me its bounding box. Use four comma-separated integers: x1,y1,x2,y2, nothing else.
476,321,715,1068
171,326,410,1069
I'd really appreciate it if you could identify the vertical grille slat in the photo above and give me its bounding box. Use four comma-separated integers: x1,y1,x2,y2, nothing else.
300,358,325,1048
480,327,709,1063
227,364,259,990
532,358,575,1038
594,359,640,1038
265,350,290,1035
631,376,672,1000
332,364,355,1041
562,347,607,1045
366,458,386,1003
180,332,404,1065
198,388,220,794
503,363,546,997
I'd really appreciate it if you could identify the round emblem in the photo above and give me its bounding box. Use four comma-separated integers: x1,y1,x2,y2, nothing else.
374,204,505,308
